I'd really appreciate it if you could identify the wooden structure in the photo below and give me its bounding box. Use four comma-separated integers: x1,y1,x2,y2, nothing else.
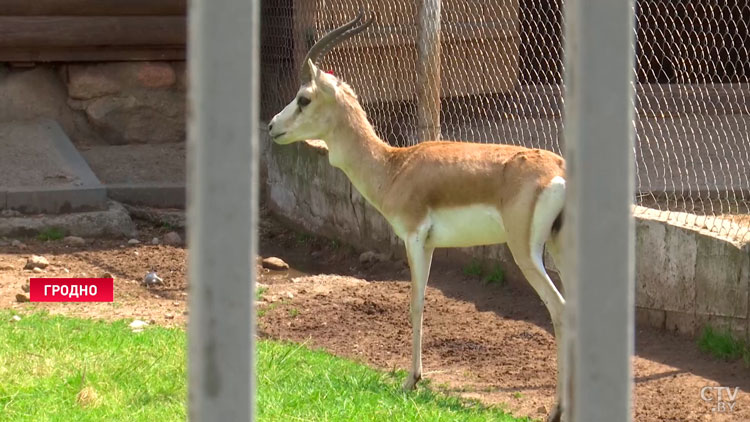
0,0,186,62
292,0,520,103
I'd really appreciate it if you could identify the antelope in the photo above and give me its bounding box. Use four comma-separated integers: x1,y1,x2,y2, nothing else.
268,12,567,422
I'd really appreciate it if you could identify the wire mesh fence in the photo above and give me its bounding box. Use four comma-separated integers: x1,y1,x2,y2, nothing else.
260,0,750,242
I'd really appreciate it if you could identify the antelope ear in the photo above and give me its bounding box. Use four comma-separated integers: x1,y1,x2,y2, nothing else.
301,59,317,83
313,66,337,95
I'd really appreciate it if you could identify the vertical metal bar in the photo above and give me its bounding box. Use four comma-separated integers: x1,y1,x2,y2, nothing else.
416,0,441,142
187,0,258,420
562,0,636,421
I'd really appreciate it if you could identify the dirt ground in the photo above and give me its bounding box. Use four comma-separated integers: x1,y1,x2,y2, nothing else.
1,214,749,422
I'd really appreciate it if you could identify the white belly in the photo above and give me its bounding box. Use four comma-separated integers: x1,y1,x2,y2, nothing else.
426,205,507,248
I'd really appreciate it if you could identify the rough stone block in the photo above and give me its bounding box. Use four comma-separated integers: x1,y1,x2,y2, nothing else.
665,310,696,336
636,308,667,330
635,218,667,309
694,314,748,340
694,235,749,319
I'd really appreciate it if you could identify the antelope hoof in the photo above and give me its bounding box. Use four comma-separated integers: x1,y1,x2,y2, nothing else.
546,402,562,422
402,373,421,391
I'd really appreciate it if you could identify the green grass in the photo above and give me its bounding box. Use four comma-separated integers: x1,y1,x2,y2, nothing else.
698,325,750,366
484,265,505,286
463,259,506,286
462,259,484,278
259,340,529,422
256,286,268,301
0,311,529,422
0,311,185,422
36,227,65,241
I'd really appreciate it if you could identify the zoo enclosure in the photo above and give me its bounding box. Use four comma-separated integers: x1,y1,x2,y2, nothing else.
261,0,750,242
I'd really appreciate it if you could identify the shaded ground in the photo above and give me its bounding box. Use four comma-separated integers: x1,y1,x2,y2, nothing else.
1,214,748,421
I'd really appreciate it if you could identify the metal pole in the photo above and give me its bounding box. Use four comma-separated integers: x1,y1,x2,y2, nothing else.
562,0,636,421
416,0,441,142
187,0,258,420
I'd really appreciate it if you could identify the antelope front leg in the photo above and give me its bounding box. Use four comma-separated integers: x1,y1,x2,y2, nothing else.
402,232,434,391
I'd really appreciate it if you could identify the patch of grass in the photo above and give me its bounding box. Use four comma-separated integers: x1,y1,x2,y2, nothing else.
462,259,484,278
512,391,523,399
463,260,506,286
256,286,268,301
295,233,314,245
160,222,176,232
0,311,186,422
259,340,530,422
484,265,505,285
37,227,65,241
1,311,529,422
257,301,277,318
287,308,300,318
698,325,750,365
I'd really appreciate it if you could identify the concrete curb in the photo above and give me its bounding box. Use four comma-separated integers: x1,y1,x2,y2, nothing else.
0,200,136,238
106,183,185,208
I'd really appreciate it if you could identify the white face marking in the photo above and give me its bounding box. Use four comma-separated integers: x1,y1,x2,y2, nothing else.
425,205,507,248
268,63,342,145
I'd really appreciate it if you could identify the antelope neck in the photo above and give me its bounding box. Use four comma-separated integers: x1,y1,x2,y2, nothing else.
323,117,393,211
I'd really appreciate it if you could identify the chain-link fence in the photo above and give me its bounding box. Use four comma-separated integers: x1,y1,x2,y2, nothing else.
260,0,750,242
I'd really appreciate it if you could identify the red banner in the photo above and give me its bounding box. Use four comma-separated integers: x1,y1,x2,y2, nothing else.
29,278,114,302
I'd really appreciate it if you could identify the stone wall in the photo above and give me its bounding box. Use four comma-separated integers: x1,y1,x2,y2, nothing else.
0,62,185,145
262,129,750,342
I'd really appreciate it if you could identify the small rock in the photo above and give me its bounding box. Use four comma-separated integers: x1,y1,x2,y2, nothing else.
183,310,189,315
256,282,269,290
134,251,140,256
136,62,176,88
101,272,113,279
15,293,29,303
127,238,141,245
143,271,163,286
21,283,30,292
163,231,182,246
10,315,21,322
537,405,548,414
262,257,289,271
0,239,9,247
129,320,148,330
63,236,86,246
151,237,160,245
0,264,14,271
285,291,294,299
32,267,43,273
164,313,175,320
25,255,49,269
11,240,26,249
63,268,70,273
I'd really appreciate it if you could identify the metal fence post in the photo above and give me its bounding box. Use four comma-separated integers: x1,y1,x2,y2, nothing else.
416,0,441,141
187,0,258,420
562,0,636,421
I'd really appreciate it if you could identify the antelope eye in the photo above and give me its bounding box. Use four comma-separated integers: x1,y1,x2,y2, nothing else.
297,96,311,107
